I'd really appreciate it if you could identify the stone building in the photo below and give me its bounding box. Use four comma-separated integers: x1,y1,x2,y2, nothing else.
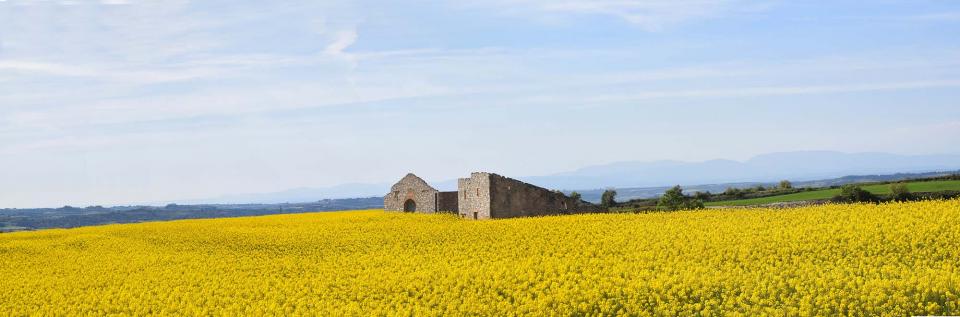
384,172,603,220
383,173,458,213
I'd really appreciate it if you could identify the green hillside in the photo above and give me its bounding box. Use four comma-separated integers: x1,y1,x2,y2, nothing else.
706,180,960,206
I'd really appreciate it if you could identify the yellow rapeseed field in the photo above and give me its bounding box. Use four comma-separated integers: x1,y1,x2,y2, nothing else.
2,200,960,316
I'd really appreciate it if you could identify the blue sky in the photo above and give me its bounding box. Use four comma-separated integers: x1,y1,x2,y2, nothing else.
1,0,959,208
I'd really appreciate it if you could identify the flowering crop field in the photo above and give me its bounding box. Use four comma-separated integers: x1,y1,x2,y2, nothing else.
2,200,960,316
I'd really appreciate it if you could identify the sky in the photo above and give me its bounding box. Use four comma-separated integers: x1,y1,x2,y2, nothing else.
1,0,959,208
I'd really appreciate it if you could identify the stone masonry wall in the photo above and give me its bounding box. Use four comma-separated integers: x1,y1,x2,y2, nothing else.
436,191,460,213
488,174,603,219
388,172,602,219
384,173,438,213
457,173,492,219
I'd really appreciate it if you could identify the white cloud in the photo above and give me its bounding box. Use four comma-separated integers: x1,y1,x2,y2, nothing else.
0,59,230,84
0,60,97,77
467,0,772,30
1,0,958,208
577,79,960,103
324,29,359,55
2,46,957,134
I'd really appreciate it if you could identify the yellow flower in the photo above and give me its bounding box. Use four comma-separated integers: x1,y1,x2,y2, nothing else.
1,200,959,315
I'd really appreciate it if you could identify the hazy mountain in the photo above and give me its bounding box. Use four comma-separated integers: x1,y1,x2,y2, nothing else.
11,169,957,231
176,151,960,205
174,183,391,205
520,151,960,190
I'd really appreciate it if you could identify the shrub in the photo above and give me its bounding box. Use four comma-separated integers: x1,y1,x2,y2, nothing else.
684,198,705,210
890,183,912,202
724,187,744,198
693,191,712,201
658,186,705,211
779,180,792,189
834,185,879,203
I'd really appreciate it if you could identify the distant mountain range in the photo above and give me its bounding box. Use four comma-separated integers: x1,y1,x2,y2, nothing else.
174,151,960,205
175,183,390,205
519,151,960,190
1,198,385,231
9,152,960,231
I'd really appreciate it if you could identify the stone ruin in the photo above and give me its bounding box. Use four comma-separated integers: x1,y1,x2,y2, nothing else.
384,172,604,220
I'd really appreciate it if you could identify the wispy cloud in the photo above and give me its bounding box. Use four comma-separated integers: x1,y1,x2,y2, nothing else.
576,79,960,103
466,0,772,30
2,0,959,207
0,60,96,77
0,59,222,83
324,29,359,55
3,45,957,132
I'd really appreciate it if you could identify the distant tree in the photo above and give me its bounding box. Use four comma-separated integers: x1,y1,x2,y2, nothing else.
685,198,706,210
658,186,705,211
693,191,711,201
754,185,767,192
890,183,912,202
600,189,617,208
779,180,793,189
723,187,744,198
658,186,684,210
835,185,879,203
570,191,582,202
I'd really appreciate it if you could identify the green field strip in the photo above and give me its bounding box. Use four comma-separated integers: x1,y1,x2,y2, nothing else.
705,180,960,206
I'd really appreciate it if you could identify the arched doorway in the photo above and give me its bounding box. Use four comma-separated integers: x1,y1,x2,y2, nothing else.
403,199,416,212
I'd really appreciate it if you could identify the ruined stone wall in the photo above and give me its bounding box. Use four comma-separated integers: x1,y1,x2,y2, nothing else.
488,174,603,219
384,173,438,213
457,173,491,219
387,172,602,219
436,191,459,213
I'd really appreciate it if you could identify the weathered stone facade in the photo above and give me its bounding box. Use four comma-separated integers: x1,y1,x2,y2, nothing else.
458,172,491,219
384,173,438,213
458,172,603,219
385,172,603,219
383,173,459,213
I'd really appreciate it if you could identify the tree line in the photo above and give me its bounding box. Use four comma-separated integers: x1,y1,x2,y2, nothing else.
590,178,956,213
